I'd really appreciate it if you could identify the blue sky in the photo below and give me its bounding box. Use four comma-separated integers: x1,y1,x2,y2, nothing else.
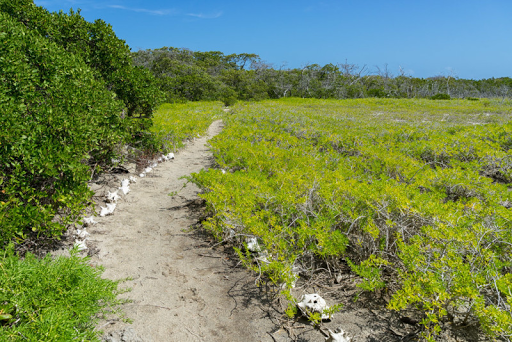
34,0,511,80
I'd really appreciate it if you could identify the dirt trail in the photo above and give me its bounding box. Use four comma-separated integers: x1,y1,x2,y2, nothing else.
80,120,484,342
88,121,287,342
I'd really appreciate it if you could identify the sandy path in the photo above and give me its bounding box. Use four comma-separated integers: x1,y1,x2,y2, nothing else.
88,121,286,342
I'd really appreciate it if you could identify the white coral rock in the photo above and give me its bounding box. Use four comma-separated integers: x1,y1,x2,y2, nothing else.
83,217,97,227
144,167,152,173
246,237,262,252
99,203,116,217
325,328,351,342
129,176,137,183
75,228,90,239
121,179,130,188
74,240,88,251
106,191,120,203
139,173,146,178
297,294,330,320
166,152,175,159
119,185,130,195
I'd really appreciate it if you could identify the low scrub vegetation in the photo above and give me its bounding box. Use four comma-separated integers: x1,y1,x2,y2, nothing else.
191,98,512,340
0,246,123,341
151,102,225,152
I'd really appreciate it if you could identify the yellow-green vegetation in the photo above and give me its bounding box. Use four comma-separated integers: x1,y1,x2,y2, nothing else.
0,246,123,341
151,102,226,151
191,97,512,340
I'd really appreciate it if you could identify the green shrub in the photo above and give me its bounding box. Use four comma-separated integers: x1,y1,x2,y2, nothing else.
0,12,126,245
430,93,451,100
0,246,123,341
0,0,163,117
0,2,164,247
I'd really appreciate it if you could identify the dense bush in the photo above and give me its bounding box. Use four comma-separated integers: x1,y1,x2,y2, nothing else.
430,93,451,100
0,246,122,340
0,1,162,247
0,0,163,117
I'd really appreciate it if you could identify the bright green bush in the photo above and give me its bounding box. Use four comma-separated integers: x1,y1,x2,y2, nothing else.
0,246,123,341
190,98,512,340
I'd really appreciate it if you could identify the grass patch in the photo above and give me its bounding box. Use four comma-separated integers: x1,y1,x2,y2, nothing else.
151,101,226,152
0,246,124,341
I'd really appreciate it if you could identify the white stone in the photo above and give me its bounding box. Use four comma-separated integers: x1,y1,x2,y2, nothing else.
139,173,146,178
99,203,116,217
167,153,175,159
119,185,130,195
297,294,330,320
255,250,270,264
83,217,97,226
106,191,120,203
74,240,88,251
325,328,351,342
129,176,137,183
121,179,130,188
246,237,261,252
144,167,152,173
75,228,89,239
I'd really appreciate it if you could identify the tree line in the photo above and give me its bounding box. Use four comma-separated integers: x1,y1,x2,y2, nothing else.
133,47,511,103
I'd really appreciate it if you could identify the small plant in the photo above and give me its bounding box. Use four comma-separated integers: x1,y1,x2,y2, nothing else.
0,245,125,341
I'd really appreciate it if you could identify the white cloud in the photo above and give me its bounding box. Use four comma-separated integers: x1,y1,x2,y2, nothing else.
187,11,223,19
107,5,175,16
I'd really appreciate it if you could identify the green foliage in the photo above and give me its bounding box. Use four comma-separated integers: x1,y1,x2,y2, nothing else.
0,0,163,117
430,93,451,100
0,1,162,246
0,11,127,245
134,47,512,103
189,98,512,340
347,255,388,292
0,245,123,341
151,102,225,151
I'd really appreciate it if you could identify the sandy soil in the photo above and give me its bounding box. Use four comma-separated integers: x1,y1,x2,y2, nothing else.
78,120,486,342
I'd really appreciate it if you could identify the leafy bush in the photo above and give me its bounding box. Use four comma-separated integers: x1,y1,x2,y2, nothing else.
0,11,129,245
0,1,163,247
0,0,163,117
430,93,451,100
0,246,123,341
